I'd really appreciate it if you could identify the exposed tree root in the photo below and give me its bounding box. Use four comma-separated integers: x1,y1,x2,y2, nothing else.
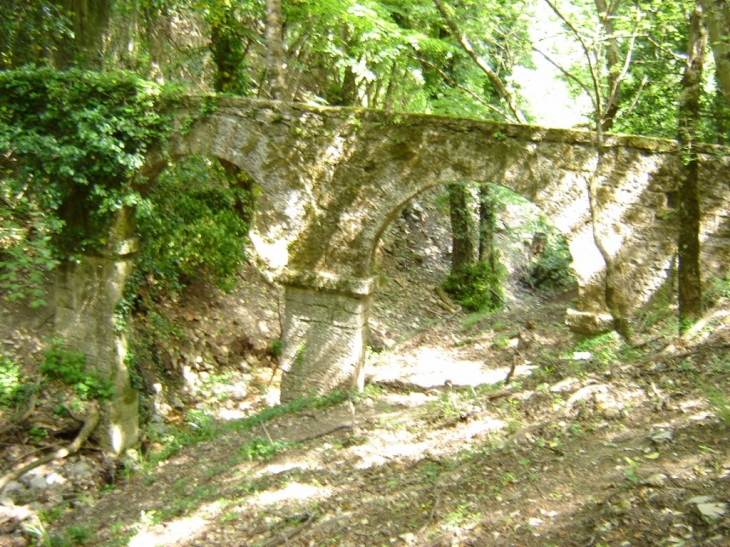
0,402,99,491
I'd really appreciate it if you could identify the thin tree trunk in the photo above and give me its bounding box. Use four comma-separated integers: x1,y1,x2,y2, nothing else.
595,0,621,131
478,183,498,271
265,0,286,99
677,1,707,332
698,0,730,105
54,0,112,69
448,183,474,273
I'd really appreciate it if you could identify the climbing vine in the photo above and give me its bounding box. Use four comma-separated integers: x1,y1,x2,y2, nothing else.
0,67,176,305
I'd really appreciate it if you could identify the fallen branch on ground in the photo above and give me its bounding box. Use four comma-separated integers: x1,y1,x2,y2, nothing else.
0,402,99,491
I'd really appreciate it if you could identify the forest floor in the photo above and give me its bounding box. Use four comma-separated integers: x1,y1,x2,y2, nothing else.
2,190,730,547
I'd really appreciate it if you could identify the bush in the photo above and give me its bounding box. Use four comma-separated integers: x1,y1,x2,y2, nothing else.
522,225,576,292
41,340,114,401
133,156,251,297
0,67,175,306
444,260,505,313
0,354,30,409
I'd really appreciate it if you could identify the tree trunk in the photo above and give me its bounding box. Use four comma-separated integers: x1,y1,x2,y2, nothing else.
478,182,498,271
265,0,286,99
54,0,112,69
594,0,621,131
698,0,730,105
448,183,474,273
677,1,707,332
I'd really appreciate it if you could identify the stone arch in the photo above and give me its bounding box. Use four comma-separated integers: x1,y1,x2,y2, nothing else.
140,98,730,403
277,138,609,401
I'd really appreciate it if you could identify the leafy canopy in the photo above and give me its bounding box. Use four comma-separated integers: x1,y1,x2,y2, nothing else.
0,67,174,305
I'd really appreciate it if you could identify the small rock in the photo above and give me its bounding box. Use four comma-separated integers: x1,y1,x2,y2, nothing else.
651,430,673,444
697,502,727,520
44,473,64,486
686,495,715,505
148,422,169,436
28,476,47,490
643,473,667,487
0,482,23,494
69,461,93,478
0,533,29,546
228,386,247,401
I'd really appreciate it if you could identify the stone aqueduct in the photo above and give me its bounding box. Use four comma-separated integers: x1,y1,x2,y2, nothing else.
55,97,730,452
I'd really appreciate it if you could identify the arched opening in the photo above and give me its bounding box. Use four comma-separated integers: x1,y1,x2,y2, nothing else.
126,154,284,424
366,182,578,390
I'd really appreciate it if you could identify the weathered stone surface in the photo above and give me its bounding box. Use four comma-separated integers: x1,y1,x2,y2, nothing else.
279,286,370,402
54,210,139,454
141,97,730,398
565,308,615,335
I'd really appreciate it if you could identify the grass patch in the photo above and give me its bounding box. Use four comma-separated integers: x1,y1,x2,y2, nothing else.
144,390,351,468
706,386,730,427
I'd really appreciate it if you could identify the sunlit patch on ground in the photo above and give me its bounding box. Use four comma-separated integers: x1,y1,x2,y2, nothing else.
370,344,535,388
128,512,210,547
251,482,329,506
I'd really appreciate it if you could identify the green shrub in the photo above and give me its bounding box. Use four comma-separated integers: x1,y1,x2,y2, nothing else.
41,340,114,401
444,260,505,313
704,272,730,308
0,67,175,306
133,156,251,297
0,354,31,408
522,226,576,292
706,386,730,427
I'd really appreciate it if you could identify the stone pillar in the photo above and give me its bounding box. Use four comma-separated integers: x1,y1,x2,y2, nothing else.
278,271,374,403
563,229,616,335
54,213,139,454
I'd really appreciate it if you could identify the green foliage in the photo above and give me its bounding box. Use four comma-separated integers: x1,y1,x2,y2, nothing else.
134,156,250,296
121,156,251,387
444,259,505,313
144,390,350,468
270,339,283,358
64,525,94,546
706,386,730,427
0,353,31,408
0,67,175,305
0,196,61,308
522,225,576,292
0,1,73,70
704,272,730,307
572,331,623,371
240,438,293,462
41,339,114,401
29,426,49,442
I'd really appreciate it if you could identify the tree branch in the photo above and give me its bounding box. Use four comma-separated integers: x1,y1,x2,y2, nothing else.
432,0,526,123
542,0,603,138
411,55,513,119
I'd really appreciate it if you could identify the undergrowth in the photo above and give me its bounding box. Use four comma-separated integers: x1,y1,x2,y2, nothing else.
142,390,352,468
444,260,506,313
